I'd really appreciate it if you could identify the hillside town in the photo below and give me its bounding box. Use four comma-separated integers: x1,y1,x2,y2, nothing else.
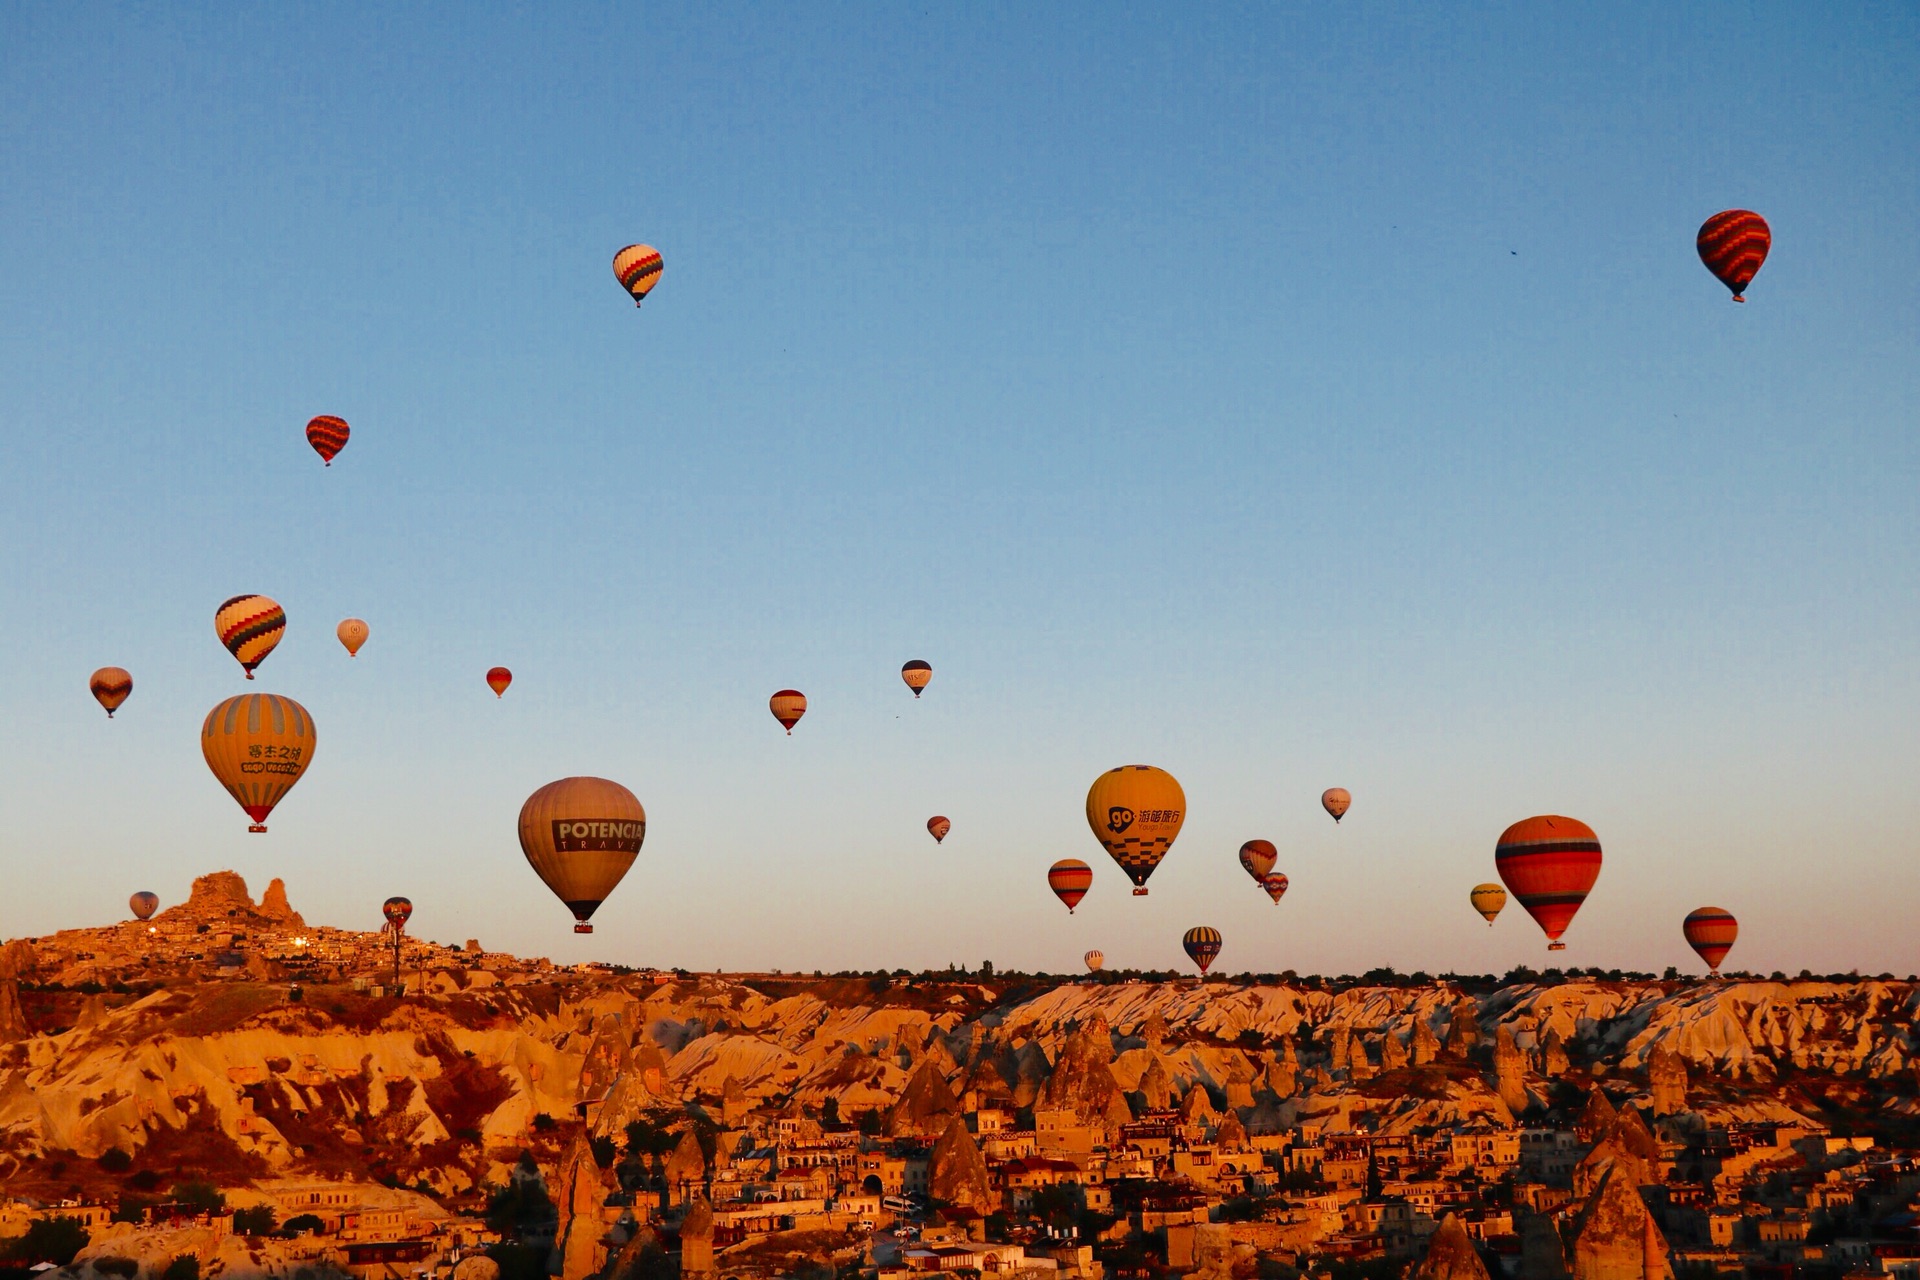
4,874,1919,1280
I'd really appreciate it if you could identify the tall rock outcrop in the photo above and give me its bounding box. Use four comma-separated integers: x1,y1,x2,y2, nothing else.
1518,1210,1572,1280
1414,1016,1442,1066
1647,1045,1688,1117
928,1117,993,1212
1568,1164,1674,1280
664,1130,707,1206
550,1130,609,1280
1266,1041,1298,1098
1331,1025,1355,1075
679,1194,715,1277
1224,1058,1256,1110
1039,1020,1127,1125
1137,1055,1174,1111
1142,1012,1169,1053
258,877,305,928
1494,1025,1531,1115
1575,1109,1658,1197
1215,1108,1250,1152
1575,1088,1618,1143
1541,1028,1571,1076
1418,1213,1492,1280
961,1055,1013,1111
1380,1028,1409,1071
0,980,30,1041
888,1060,962,1136
1445,998,1482,1057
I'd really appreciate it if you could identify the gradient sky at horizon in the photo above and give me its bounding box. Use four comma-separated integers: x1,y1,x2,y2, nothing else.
2,4,1916,978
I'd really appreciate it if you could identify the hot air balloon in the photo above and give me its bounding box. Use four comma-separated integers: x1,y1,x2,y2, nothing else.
1495,815,1601,951
1470,883,1507,925
901,660,932,697
1182,926,1222,975
613,245,664,306
1238,839,1277,884
519,776,647,933
1683,907,1739,974
129,891,159,921
201,693,316,833
1048,859,1094,913
1321,788,1351,823
486,667,512,697
90,667,132,718
306,415,350,465
1697,210,1771,302
1084,950,1104,973
337,619,369,657
1261,872,1289,905
927,815,951,844
770,689,807,734
382,897,413,930
216,595,286,680
1085,765,1185,895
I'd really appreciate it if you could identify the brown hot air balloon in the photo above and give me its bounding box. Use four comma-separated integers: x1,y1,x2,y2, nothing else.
486,667,512,697
1321,788,1351,823
770,689,807,733
129,891,159,921
337,619,369,657
901,660,932,697
518,776,647,933
90,667,133,718
1238,838,1277,884
927,815,951,844
201,693,316,833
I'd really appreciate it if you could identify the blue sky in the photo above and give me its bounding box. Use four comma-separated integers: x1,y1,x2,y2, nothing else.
2,4,1915,977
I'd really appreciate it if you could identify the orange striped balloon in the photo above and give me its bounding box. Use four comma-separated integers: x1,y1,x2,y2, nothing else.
770,689,807,733
1696,210,1770,302
201,693,316,833
89,667,133,718
1496,815,1601,951
1683,907,1738,974
486,667,512,697
215,595,285,680
1047,858,1094,913
1238,838,1277,883
306,415,350,465
901,660,932,697
612,245,664,306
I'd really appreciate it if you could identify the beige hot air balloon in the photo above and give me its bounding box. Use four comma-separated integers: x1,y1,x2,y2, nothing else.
201,694,316,833
1085,765,1186,895
1321,787,1351,823
769,689,807,733
337,619,369,656
518,777,647,933
1084,950,1104,973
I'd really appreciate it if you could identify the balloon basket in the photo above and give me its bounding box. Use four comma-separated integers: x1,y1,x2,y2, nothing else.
1547,942,1566,951
574,923,594,934
1132,888,1148,896
248,824,268,834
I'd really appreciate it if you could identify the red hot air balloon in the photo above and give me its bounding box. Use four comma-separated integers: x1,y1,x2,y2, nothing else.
1683,907,1738,974
1260,872,1289,905
1182,926,1222,975
306,416,350,465
1697,211,1771,302
382,897,413,930
1495,815,1602,951
927,815,951,844
1238,839,1277,884
770,689,807,733
1047,859,1093,913
486,667,512,697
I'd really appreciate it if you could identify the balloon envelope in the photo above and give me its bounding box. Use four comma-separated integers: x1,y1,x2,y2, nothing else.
306,415,350,465
1470,883,1508,925
1084,950,1104,973
382,896,413,929
337,619,369,656
1048,859,1093,913
1697,210,1771,301
901,660,932,697
201,693,316,833
1085,766,1186,895
1683,907,1739,973
518,776,647,933
1260,872,1289,905
1182,926,1222,974
129,891,159,921
770,689,807,733
927,815,951,844
1238,839,1277,883
613,245,664,306
1321,788,1351,822
486,667,512,697
1495,815,1601,950
90,667,132,718
216,595,286,680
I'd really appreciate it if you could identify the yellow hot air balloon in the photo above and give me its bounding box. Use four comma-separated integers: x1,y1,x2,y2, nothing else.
90,667,133,718
201,694,316,833
1470,883,1507,925
1085,765,1186,895
612,245,664,306
518,777,647,933
337,619,369,657
770,689,807,734
215,594,286,680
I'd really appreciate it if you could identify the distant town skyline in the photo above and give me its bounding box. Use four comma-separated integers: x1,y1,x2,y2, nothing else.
1,6,1915,975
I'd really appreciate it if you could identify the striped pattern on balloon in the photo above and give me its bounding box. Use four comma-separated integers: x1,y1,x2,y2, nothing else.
612,245,664,306
215,595,286,680
306,415,350,465
1696,210,1770,302
1182,926,1223,975
1047,859,1094,913
1085,765,1186,895
201,693,316,833
1495,815,1602,951
1683,907,1739,974
90,666,133,717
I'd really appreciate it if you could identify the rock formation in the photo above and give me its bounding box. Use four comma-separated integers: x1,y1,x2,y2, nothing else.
1380,1028,1409,1071
0,979,30,1041
928,1116,993,1211
258,877,304,928
452,1257,500,1280
1541,1027,1571,1075
1518,1210,1572,1280
1445,998,1482,1057
1414,1016,1442,1066
664,1129,707,1206
1215,1108,1249,1152
1648,1045,1688,1117
887,1060,962,1136
1137,1054,1173,1110
1142,1011,1169,1052
1224,1058,1256,1109
1331,1025,1355,1074
1575,1108,1658,1197
1495,1024,1531,1115
550,1130,608,1280
1568,1164,1674,1280
1417,1213,1492,1280
1266,1040,1298,1097
1038,1019,1128,1125
679,1194,715,1276
1576,1088,1618,1142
